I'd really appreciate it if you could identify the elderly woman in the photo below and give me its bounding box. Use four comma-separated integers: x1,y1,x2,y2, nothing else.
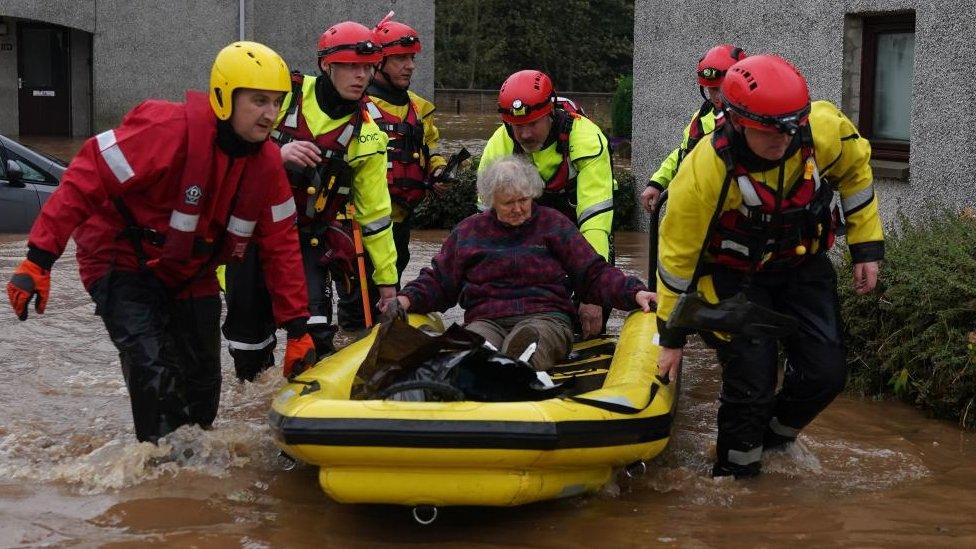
384,155,655,371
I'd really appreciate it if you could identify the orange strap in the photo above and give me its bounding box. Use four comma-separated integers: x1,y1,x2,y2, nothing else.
346,204,374,328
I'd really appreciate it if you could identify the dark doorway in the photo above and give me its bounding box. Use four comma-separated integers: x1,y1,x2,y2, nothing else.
17,23,71,136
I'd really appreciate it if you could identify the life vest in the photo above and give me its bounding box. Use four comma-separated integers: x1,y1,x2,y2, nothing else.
120,91,270,266
272,73,362,230
363,98,429,210
509,104,580,221
707,124,838,271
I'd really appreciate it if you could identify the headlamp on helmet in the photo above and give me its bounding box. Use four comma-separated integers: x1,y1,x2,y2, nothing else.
497,70,556,125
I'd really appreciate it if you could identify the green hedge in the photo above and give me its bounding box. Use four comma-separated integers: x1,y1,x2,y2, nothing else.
412,156,639,231
610,75,633,138
839,209,976,428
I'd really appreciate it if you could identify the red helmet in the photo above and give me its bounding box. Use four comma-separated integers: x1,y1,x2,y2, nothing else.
497,70,555,125
720,55,811,134
374,12,421,56
697,44,747,87
317,21,383,65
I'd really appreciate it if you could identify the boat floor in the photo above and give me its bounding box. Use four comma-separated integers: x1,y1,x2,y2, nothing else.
549,335,616,394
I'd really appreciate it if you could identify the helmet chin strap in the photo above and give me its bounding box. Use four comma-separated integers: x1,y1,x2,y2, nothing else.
377,60,408,91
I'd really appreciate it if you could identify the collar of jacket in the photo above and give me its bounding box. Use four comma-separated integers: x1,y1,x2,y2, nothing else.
488,205,541,231
315,74,360,119
368,80,410,106
215,119,262,157
729,125,801,173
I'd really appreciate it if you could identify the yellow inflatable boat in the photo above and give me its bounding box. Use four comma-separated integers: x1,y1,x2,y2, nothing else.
269,310,674,517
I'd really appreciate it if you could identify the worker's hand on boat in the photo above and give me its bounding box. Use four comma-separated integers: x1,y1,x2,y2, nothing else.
280,140,322,168
283,333,316,378
578,303,603,339
640,185,661,213
635,290,657,313
657,346,682,384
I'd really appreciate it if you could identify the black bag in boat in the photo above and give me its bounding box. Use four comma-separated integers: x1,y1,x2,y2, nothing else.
355,319,562,402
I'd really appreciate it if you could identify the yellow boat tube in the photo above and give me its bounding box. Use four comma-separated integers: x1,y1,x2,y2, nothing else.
269,310,674,508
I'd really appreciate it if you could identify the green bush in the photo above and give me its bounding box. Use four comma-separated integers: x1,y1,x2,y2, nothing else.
610,75,633,138
839,209,976,427
413,156,639,232
412,157,481,229
611,170,638,231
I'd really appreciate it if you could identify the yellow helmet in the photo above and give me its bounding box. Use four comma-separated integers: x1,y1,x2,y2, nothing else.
209,41,291,120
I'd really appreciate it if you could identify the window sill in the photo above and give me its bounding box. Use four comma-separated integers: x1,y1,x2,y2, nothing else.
870,158,909,181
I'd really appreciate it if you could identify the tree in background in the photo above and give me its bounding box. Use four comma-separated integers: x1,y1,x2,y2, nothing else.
436,0,634,92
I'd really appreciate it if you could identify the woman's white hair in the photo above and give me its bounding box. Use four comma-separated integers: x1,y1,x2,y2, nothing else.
477,155,544,208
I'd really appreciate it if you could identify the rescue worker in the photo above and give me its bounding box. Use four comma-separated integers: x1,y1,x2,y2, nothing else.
5,42,314,443
480,70,615,339
221,21,396,375
335,14,447,333
641,44,747,213
655,55,884,478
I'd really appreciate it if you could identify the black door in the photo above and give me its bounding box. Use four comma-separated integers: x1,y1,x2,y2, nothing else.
17,23,71,136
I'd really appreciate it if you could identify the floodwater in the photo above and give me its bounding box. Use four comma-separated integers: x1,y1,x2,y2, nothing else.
2,230,976,546
2,130,975,546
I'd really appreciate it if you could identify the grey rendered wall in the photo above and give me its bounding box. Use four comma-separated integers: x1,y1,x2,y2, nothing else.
0,1,95,135
633,0,976,227
250,0,435,100
0,0,94,32
95,0,434,131
93,0,240,129
0,17,17,135
0,0,433,135
70,28,91,136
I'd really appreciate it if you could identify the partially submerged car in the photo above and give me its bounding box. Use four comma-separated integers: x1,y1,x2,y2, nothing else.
0,135,66,232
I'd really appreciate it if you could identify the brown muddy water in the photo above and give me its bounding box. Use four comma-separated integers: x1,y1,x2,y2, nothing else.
2,231,976,546
2,132,975,546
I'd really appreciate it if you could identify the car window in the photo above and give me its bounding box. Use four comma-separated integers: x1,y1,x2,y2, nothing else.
7,151,54,184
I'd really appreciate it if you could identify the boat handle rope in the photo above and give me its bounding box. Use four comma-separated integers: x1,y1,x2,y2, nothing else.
568,381,660,415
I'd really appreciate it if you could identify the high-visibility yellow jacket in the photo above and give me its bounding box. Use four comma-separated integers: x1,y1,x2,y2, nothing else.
656,100,884,346
276,75,397,286
367,89,447,221
649,103,720,190
479,115,615,260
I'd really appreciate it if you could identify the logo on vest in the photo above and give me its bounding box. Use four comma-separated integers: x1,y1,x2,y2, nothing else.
359,132,380,143
185,185,203,206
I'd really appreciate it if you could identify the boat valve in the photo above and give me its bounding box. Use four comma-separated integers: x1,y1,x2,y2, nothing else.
276,451,298,471
624,460,647,479
412,505,439,525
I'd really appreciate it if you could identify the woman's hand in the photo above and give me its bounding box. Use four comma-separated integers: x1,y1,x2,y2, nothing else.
635,290,657,312
578,303,603,339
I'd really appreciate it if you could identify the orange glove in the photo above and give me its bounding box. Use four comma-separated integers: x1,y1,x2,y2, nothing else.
283,333,316,378
7,259,51,321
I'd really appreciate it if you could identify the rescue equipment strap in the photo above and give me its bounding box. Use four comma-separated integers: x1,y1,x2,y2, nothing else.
113,197,156,271
568,381,660,415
